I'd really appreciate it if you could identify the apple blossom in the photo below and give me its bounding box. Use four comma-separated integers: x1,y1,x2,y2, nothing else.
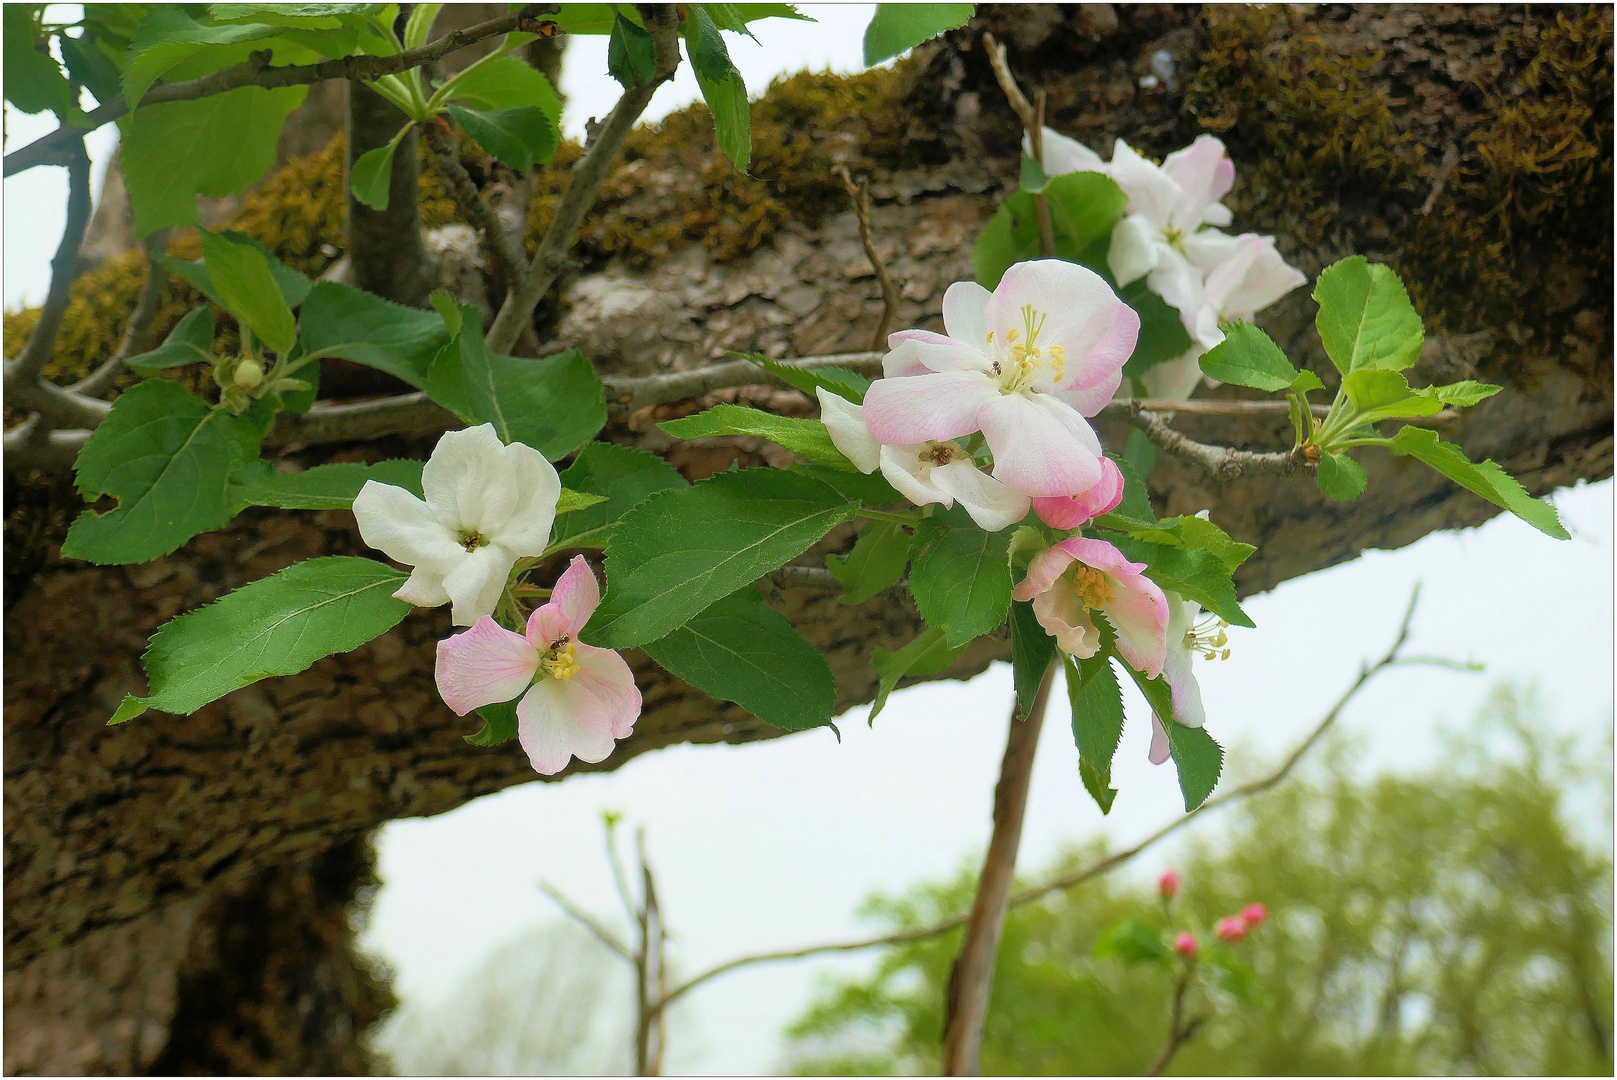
1181,230,1307,351
434,556,642,776
1148,591,1226,764
1242,902,1268,929
817,388,1030,531
1215,915,1248,943
861,261,1139,498
1031,455,1125,530
1011,536,1169,677
353,424,561,625
1157,868,1181,899
1173,931,1199,959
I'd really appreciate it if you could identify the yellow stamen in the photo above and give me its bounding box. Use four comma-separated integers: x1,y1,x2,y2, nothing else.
1186,615,1231,661
461,532,486,552
539,640,581,681
1070,566,1114,610
923,443,956,466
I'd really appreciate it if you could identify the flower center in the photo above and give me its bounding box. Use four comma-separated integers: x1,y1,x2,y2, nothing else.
538,637,581,681
460,532,487,553
1186,615,1231,661
921,442,957,466
1068,566,1114,610
991,304,1065,393
1162,225,1185,250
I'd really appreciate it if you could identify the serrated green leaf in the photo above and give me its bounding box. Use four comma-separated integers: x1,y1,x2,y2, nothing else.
607,11,658,88
1095,920,1171,964
557,488,609,515
1292,369,1326,392
1341,368,1444,425
298,281,450,390
1167,721,1223,811
1388,427,1568,539
553,442,688,551
1198,321,1298,392
659,404,854,470
642,589,836,730
1313,256,1424,374
447,104,559,173
232,459,426,510
63,380,268,564
791,462,903,506
747,355,872,404
1105,535,1253,629
127,307,217,372
1123,427,1158,481
199,229,297,354
1043,171,1128,253
6,6,77,116
585,468,856,648
349,140,397,211
1315,450,1368,501
685,8,751,171
1095,512,1255,575
60,31,123,106
123,7,289,107
869,626,965,722
445,53,562,118
827,521,909,605
1066,651,1124,775
1079,757,1117,815
1008,599,1055,720
120,555,411,718
157,230,312,311
466,699,519,746
908,504,1014,647
862,3,973,65
552,4,622,35
1431,380,1502,407
1109,450,1157,524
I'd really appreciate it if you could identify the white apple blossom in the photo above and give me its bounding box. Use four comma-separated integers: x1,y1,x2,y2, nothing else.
1148,590,1226,764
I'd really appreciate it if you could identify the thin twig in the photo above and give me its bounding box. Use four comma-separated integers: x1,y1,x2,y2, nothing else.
602,350,885,417
3,5,560,177
1131,409,1302,480
71,229,171,397
486,4,682,353
983,32,1054,257
835,166,900,351
649,589,1457,1015
1144,970,1200,1076
421,118,530,303
941,658,1059,1075
637,829,665,1076
537,879,635,960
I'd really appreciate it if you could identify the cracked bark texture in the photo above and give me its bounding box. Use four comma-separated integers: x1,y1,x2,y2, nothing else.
5,4,1611,1073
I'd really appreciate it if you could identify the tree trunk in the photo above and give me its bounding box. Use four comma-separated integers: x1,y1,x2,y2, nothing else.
5,5,1610,1072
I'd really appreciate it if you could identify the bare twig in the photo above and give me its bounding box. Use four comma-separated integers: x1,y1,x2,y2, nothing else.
421,117,530,303
637,829,666,1076
835,166,900,350
983,32,1054,257
604,350,885,417
1131,408,1302,480
940,659,1058,1075
486,4,682,353
1144,970,1203,1076
537,880,635,960
4,5,560,177
71,229,171,397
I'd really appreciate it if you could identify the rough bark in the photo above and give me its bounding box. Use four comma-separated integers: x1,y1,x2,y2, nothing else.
5,4,1610,1073
344,82,429,309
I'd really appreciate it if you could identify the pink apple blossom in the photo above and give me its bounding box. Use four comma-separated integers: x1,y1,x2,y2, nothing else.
1242,903,1268,930
1181,230,1307,351
1011,537,1169,677
861,261,1139,499
1157,868,1182,899
1173,931,1199,959
1031,455,1125,530
1215,915,1248,943
435,556,641,776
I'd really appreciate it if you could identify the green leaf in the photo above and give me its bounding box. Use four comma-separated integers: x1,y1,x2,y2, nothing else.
1388,427,1568,539
446,104,559,173
127,307,216,372
1312,256,1424,374
297,281,450,390
5,7,77,116
1115,648,1175,725
791,462,903,506
659,404,854,470
1315,451,1368,501
1019,155,1049,194
557,488,609,515
1079,758,1117,815
1109,450,1157,525
607,11,658,88
685,8,751,171
1042,171,1128,253
1123,427,1158,482
642,589,836,731
60,31,124,106
1066,651,1124,774
1341,368,1444,424
869,626,965,722
113,556,411,721
908,504,1014,647
553,442,688,551
1095,512,1255,576
348,140,397,211
425,304,607,459
466,699,519,746
586,468,857,648
1431,380,1502,407
972,193,1039,290
862,3,974,65
1095,920,1171,965
748,355,871,404
1105,535,1253,629
120,84,307,237
199,229,297,354
1008,599,1055,721
63,380,268,565
1197,321,1298,392
1292,369,1326,392
157,230,312,311
445,54,562,118
552,4,623,35
123,7,290,105
232,459,426,510
828,521,910,605
1167,721,1224,811
971,178,1126,292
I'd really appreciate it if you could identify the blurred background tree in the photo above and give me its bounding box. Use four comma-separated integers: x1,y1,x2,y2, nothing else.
782,683,1614,1076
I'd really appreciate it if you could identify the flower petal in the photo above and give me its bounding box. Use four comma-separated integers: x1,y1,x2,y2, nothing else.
862,369,1000,445
353,480,464,574
883,329,993,377
1033,578,1103,658
489,439,561,555
1161,135,1234,230
516,680,617,775
527,555,601,644
817,389,881,473
1108,139,1182,229
394,565,451,608
980,392,1103,498
1149,713,1172,764
1030,127,1107,176
878,443,952,510
421,424,519,535
1201,234,1307,323
573,644,643,739
928,459,1031,532
988,260,1138,405
1061,537,1169,677
1012,539,1079,602
441,543,518,626
1141,345,1207,402
435,616,539,715
941,280,993,351
1107,214,1160,288
1146,245,1205,320
1162,595,1208,728
1031,455,1125,529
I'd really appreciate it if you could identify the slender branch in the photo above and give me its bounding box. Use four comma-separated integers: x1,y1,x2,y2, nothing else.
486,4,682,353
2,419,92,472
71,230,171,397
940,659,1057,1075
835,166,900,351
1131,408,1302,480
637,829,665,1076
604,351,885,417
536,879,635,961
3,5,560,177
421,116,529,301
983,31,1054,256
1144,970,1199,1076
649,589,1458,1015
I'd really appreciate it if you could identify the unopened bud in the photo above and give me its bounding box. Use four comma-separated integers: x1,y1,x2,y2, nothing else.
1241,902,1267,930
1215,915,1247,943
1173,931,1198,959
1157,868,1181,899
233,358,265,389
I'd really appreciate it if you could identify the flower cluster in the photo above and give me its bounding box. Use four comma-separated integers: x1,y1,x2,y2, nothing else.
1155,866,1269,958
352,424,643,775
1032,129,1306,401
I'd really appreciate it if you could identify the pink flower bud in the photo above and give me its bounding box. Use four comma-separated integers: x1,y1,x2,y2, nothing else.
1173,931,1199,959
1215,915,1247,943
1157,868,1181,899
1241,902,1267,929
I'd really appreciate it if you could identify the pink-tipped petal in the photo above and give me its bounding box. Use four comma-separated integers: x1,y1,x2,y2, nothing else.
818,389,881,473
988,261,1138,393
980,392,1103,498
1215,915,1247,943
528,555,601,644
573,644,643,739
882,330,993,377
1061,537,1168,677
1013,540,1080,602
1149,713,1172,764
516,680,618,775
928,460,1031,532
1241,903,1268,929
1108,139,1181,228
435,617,538,715
862,369,1000,445
1161,135,1234,229
1033,579,1103,659
941,280,993,350
1031,456,1125,529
